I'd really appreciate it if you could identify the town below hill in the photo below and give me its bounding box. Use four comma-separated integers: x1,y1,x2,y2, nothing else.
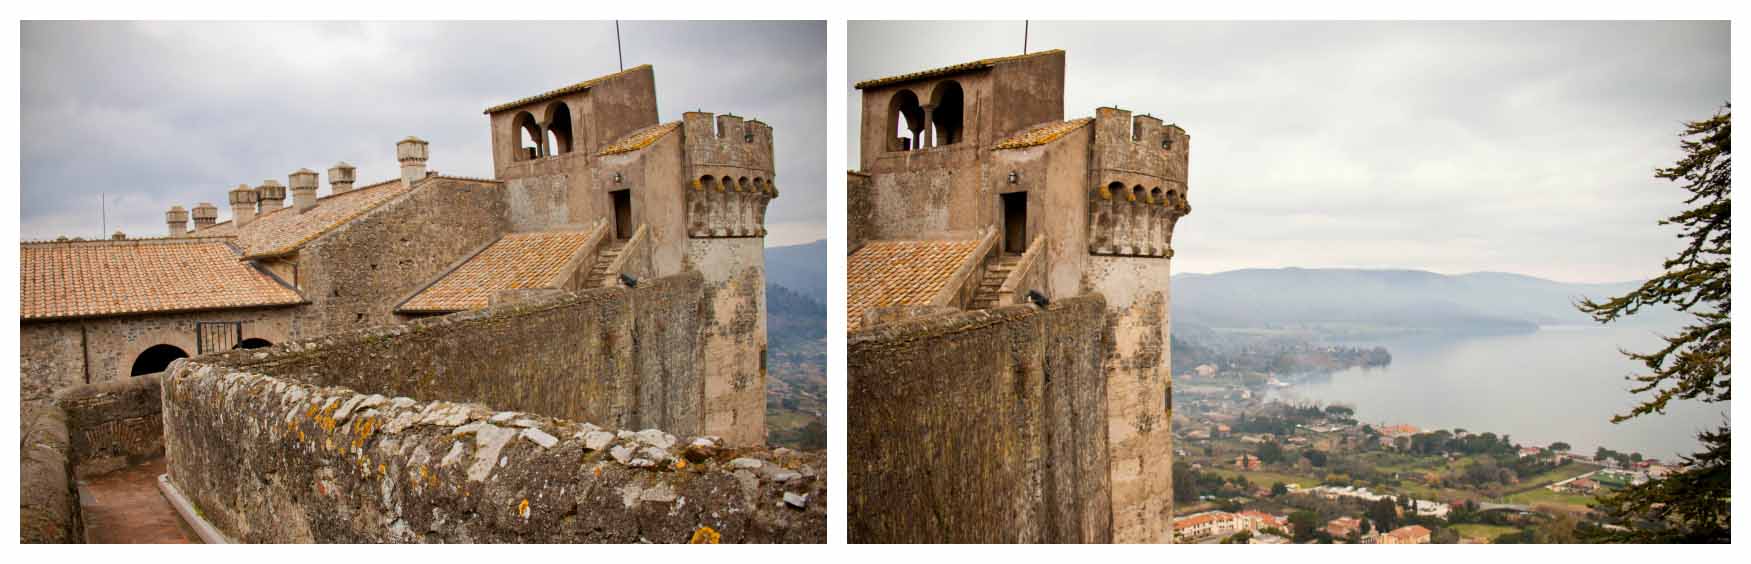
763,240,827,450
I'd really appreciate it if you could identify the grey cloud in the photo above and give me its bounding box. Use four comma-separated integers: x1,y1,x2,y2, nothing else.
850,21,1727,283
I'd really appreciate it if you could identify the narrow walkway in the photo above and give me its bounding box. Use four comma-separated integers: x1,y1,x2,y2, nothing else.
79,458,199,543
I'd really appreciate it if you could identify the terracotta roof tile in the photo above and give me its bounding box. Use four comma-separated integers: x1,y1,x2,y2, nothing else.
397,231,594,314
21,239,303,321
193,219,238,237
993,118,1093,150
846,239,980,331
597,121,681,156
233,178,413,259
483,65,652,114
854,49,1062,89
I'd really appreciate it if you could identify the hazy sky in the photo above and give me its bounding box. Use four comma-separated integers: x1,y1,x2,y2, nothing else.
850,21,1729,283
22,21,826,247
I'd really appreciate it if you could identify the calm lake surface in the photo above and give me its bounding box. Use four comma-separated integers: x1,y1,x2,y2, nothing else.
1273,325,1727,460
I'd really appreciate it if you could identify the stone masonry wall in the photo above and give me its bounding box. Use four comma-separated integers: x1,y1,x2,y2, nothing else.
685,239,768,447
1084,256,1176,543
20,403,80,543
20,306,299,405
160,359,824,543
53,374,165,478
207,273,706,437
847,296,1110,543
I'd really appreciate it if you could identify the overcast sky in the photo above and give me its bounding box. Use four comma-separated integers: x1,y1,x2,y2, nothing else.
850,21,1728,283
22,21,826,247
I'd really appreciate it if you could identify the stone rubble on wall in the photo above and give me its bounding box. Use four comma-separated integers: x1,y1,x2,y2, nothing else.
19,404,80,544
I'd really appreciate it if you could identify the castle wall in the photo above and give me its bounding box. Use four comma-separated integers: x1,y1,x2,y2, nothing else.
846,171,873,249
847,297,1111,543
986,125,1096,299
295,177,509,332
159,355,824,543
1085,256,1175,544
490,66,660,231
685,238,768,447
210,273,707,436
19,306,299,404
20,403,80,544
596,128,689,276
53,374,165,478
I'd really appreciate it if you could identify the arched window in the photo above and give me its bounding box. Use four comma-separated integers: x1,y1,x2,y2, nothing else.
544,102,573,155
738,177,751,192
513,111,543,161
1132,185,1146,203
130,344,188,377
929,80,965,147
1150,187,1163,204
888,90,924,152
753,178,766,193
236,338,273,350
720,176,735,192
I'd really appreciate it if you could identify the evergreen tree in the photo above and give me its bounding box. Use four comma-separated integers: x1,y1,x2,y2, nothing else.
1578,107,1731,544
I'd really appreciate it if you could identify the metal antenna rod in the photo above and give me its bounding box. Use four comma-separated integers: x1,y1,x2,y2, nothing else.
100,192,106,237
1023,21,1029,54
616,21,624,71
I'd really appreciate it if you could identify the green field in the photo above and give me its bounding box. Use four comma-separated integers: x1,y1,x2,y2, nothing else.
1503,487,1596,509
1205,468,1321,489
1450,523,1520,542
1513,463,1599,491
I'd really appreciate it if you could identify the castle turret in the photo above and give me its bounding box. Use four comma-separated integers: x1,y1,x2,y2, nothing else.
191,202,218,230
397,136,429,185
328,162,356,194
289,169,319,212
228,184,258,228
165,205,189,237
257,180,286,211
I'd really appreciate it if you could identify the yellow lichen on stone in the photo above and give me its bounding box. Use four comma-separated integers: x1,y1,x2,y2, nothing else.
674,460,687,470
517,498,530,520
690,526,721,544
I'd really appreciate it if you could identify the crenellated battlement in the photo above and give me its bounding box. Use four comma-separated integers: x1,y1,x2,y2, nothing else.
682,111,775,173
1085,106,1192,258
681,111,776,239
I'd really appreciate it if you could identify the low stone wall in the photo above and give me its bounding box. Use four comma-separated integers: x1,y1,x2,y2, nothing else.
161,359,825,543
20,404,80,543
201,273,706,436
847,296,1111,543
54,374,165,477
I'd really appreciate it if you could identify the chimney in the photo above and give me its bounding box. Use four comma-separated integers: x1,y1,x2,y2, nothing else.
397,136,429,185
290,168,319,212
111,230,126,241
165,205,189,238
228,184,258,227
257,180,287,212
328,162,357,194
191,202,218,230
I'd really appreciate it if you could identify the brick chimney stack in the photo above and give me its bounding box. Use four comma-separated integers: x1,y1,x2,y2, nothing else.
397,136,429,186
329,162,356,194
191,202,218,231
111,230,126,240
257,180,287,212
290,168,319,212
166,205,189,238
229,184,259,228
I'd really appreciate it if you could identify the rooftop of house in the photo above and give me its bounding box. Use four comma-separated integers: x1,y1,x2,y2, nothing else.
20,238,304,321
233,177,412,260
845,238,982,332
396,230,596,315
992,118,1093,150
1387,525,1432,539
483,65,652,115
853,49,1063,90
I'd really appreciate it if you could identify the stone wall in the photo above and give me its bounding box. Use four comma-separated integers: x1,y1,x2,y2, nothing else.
19,403,80,543
1086,256,1176,544
19,306,299,405
297,176,509,333
53,374,165,477
847,171,873,250
685,239,768,447
208,273,706,437
161,358,824,543
847,296,1110,543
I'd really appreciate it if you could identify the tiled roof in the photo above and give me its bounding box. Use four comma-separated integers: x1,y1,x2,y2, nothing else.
854,49,1062,89
397,230,595,314
21,239,303,321
1387,525,1431,539
846,239,980,331
233,178,412,259
193,219,238,238
993,118,1092,150
597,121,680,156
483,65,652,114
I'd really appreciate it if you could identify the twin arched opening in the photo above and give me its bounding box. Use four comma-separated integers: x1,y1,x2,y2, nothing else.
886,79,965,152
512,102,578,162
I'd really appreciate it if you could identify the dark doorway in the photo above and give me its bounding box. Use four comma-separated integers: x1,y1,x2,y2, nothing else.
131,344,188,377
1001,191,1028,254
237,338,273,350
610,189,633,239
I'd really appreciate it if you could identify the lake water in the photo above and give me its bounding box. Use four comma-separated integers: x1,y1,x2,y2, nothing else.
1270,325,1728,460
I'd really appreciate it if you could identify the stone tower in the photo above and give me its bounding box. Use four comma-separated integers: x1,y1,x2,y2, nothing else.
850,49,1190,543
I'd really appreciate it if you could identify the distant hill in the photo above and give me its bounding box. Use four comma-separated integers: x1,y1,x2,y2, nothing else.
1171,268,1680,338
765,239,826,304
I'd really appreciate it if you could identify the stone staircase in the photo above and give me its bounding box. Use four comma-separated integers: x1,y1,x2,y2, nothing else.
969,254,1024,310
585,240,629,287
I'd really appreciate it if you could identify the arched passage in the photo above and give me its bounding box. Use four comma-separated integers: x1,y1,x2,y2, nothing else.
237,338,273,350
929,80,965,146
131,344,188,377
